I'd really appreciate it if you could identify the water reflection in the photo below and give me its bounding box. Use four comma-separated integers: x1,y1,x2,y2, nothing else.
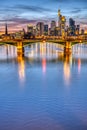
17,56,25,84
0,45,16,60
42,58,46,75
0,43,87,130
63,54,72,86
78,58,81,75
25,42,64,61
0,45,25,84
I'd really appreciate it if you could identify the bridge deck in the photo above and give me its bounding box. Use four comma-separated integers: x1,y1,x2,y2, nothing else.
0,39,87,47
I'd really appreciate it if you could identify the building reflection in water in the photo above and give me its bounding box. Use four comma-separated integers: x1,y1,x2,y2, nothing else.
40,43,47,75
63,54,72,86
78,58,81,75
17,56,25,85
42,58,46,75
73,44,82,75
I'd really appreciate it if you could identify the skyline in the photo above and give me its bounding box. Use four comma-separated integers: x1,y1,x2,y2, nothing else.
0,0,87,33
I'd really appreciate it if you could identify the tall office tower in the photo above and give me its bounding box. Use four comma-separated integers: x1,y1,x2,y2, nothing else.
81,29,84,35
69,18,75,36
49,28,51,36
58,9,66,37
44,24,48,36
55,27,60,36
25,24,34,39
75,25,80,35
51,21,56,31
50,21,56,36
27,24,33,34
33,26,36,36
36,22,44,36
5,23,8,35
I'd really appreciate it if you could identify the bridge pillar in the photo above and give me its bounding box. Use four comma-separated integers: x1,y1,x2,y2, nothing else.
64,41,72,56
17,41,24,57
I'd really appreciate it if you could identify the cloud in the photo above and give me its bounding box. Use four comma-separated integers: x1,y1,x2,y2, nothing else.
49,0,74,3
15,5,52,13
50,0,87,2
0,0,87,32
70,9,82,14
0,16,51,32
80,22,87,25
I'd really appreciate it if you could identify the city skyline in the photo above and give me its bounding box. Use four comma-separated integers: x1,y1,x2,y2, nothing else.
0,0,87,33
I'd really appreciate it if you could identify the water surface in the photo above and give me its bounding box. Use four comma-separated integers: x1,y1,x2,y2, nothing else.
0,43,87,130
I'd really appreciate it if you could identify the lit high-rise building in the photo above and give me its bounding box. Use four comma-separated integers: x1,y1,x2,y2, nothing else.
75,25,80,35
69,18,75,36
58,9,66,37
44,25,48,36
27,24,33,34
36,22,44,36
51,21,56,31
33,26,36,36
24,24,35,39
81,29,84,35
50,21,56,36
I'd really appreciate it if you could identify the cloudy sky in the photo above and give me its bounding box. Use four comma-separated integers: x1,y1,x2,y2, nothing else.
0,0,87,33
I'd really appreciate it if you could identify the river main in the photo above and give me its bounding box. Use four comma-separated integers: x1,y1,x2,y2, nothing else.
0,42,87,130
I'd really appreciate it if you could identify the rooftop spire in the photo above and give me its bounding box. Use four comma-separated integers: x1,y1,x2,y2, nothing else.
5,23,8,35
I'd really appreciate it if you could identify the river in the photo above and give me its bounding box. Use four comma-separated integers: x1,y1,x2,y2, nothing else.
0,42,87,130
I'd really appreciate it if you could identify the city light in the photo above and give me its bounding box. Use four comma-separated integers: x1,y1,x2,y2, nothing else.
0,9,86,41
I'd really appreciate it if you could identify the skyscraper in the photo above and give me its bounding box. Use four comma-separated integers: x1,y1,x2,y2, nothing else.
81,29,84,35
44,25,48,36
51,21,56,31
36,22,44,36
58,9,66,37
69,18,75,36
50,21,56,36
75,25,80,35
27,24,33,34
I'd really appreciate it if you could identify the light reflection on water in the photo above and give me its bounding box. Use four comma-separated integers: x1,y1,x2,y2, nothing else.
0,43,87,130
17,56,25,85
42,58,46,75
63,55,72,86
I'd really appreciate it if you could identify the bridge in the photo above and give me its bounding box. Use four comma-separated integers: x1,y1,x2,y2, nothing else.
0,37,87,57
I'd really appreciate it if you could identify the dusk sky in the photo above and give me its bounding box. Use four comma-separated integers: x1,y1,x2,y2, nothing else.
0,0,87,33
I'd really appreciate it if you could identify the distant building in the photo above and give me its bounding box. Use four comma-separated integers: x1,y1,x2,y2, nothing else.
25,24,35,39
81,29,84,35
65,26,70,36
50,21,56,36
27,25,33,34
5,23,8,35
58,9,66,37
15,29,26,39
75,25,80,35
33,26,36,36
36,22,44,36
44,24,48,36
48,28,51,36
69,18,75,36
2,23,10,40
51,21,56,31
55,27,60,36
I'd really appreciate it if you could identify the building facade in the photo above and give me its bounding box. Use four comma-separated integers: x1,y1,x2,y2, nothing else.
58,9,66,37
36,22,44,36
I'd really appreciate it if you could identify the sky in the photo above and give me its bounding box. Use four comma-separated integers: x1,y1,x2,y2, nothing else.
0,0,87,33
